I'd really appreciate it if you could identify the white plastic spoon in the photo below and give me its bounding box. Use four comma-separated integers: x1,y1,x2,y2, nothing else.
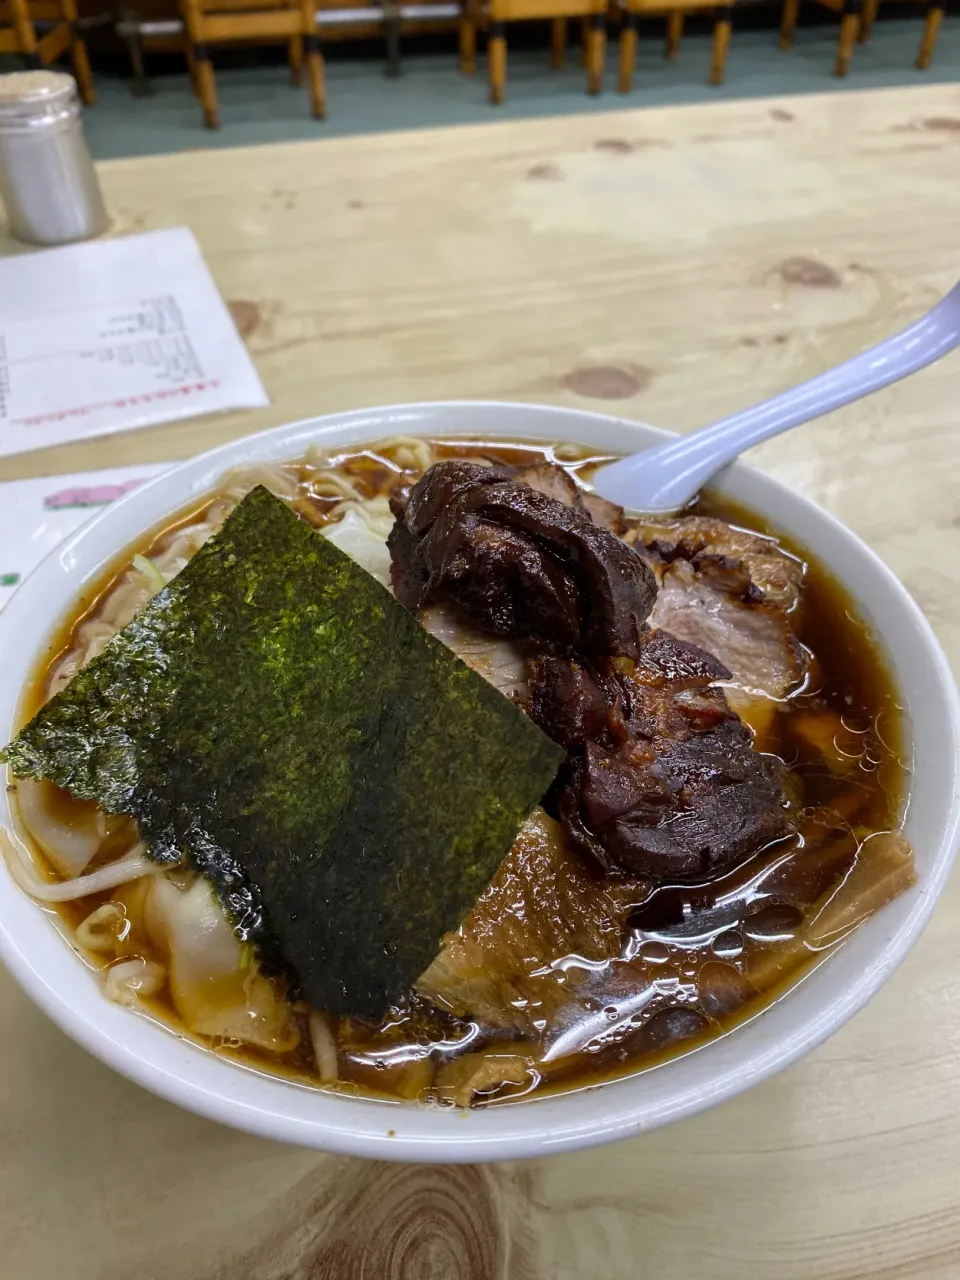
591,281,960,513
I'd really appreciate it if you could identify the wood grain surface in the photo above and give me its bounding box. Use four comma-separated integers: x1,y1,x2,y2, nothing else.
1,84,959,1280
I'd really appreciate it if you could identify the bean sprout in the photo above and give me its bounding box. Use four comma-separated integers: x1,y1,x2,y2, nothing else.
309,1010,339,1083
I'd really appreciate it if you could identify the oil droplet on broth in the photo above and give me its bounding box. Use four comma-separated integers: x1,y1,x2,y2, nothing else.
639,940,671,965
713,930,745,960
697,961,753,1018
744,903,804,943
643,1007,710,1051
655,971,680,993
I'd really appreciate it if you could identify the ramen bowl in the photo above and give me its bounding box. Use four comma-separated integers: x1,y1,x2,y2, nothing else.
0,401,957,1163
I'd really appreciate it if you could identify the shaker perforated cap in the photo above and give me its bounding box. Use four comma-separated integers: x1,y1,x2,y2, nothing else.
0,70,78,122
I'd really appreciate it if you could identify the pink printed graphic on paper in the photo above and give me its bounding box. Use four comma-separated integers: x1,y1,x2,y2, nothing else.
43,478,145,510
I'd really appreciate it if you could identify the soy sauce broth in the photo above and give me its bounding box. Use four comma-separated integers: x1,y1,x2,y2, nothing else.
8,437,911,1107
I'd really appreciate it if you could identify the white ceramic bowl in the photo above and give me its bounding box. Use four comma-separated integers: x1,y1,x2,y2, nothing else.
1,401,958,1163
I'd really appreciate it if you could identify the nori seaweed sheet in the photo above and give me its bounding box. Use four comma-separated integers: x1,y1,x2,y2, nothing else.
2,487,564,1018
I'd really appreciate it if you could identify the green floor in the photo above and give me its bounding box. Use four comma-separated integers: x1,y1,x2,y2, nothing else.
74,16,960,159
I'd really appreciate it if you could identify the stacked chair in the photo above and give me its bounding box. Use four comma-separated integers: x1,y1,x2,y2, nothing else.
779,0,946,75
3,0,945,130
178,0,326,126
0,0,96,101
459,0,608,102
617,0,733,91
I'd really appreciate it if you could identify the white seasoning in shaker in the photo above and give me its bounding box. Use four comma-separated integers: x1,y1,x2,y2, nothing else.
0,69,108,247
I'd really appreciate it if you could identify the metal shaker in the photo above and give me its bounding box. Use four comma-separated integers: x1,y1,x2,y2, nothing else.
0,69,108,247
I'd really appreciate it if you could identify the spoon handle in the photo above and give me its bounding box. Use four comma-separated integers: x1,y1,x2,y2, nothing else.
597,281,960,511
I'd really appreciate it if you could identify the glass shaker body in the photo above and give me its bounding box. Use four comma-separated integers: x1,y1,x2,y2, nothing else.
0,70,108,247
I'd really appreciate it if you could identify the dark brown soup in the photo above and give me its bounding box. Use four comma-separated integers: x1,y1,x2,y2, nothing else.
6,436,914,1108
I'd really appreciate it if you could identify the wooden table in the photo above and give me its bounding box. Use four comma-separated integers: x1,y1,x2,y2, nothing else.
2,83,960,1279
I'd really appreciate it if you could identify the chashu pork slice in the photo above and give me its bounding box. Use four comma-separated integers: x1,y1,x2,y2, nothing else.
649,558,806,702
631,517,808,747
632,515,804,612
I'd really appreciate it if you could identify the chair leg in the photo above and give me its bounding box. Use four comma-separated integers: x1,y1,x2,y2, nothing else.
194,46,220,127
550,15,567,67
487,22,508,102
58,0,96,103
188,36,217,124
459,10,477,73
665,9,684,58
585,12,605,94
304,35,326,117
123,23,152,98
709,5,731,84
916,2,943,67
858,0,878,40
383,2,401,78
7,0,39,58
295,0,325,118
618,10,637,89
834,0,860,75
69,36,96,103
288,34,303,85
180,0,219,127
779,0,800,49
489,22,507,103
